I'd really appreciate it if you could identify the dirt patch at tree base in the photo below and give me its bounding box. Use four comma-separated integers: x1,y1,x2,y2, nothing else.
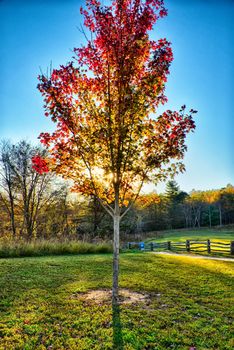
77,289,149,304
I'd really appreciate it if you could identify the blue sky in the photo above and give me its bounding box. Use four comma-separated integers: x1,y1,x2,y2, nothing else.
0,0,233,193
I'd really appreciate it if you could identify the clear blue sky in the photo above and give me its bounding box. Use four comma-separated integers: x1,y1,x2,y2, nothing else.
0,0,233,193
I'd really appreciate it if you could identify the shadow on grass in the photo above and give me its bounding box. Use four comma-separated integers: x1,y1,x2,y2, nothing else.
112,303,124,350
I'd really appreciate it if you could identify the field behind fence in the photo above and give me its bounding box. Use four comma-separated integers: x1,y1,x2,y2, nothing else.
127,239,234,256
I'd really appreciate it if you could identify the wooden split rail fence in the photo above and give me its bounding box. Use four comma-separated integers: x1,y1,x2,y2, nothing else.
127,240,234,256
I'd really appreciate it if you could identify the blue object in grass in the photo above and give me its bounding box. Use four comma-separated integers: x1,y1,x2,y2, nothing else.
139,242,145,250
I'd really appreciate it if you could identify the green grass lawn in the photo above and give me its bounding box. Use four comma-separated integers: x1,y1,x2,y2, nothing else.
146,228,234,243
140,228,234,257
0,253,233,349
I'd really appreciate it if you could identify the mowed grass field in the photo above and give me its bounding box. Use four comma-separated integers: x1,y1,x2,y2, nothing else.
144,228,234,256
0,253,233,350
146,228,234,243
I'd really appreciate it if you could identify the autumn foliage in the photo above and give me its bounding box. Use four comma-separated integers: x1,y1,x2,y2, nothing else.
32,155,49,174
35,0,196,212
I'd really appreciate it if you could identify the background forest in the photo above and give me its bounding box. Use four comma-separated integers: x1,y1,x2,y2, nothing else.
1,140,234,242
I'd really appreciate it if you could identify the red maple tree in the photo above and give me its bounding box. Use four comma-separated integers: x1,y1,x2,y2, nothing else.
34,0,196,303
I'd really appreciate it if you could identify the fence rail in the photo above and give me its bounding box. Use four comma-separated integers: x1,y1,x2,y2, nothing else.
126,239,234,256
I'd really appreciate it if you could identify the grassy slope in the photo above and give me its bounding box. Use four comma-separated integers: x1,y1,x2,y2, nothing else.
145,228,234,243
0,254,233,350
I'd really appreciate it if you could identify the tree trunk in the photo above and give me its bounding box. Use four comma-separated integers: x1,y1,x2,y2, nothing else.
4,187,17,238
24,206,33,240
112,213,120,305
10,210,16,238
9,193,16,238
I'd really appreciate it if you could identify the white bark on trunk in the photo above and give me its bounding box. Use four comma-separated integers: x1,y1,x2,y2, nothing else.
112,213,120,305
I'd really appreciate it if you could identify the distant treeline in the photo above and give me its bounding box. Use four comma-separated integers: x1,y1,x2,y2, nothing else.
0,140,233,241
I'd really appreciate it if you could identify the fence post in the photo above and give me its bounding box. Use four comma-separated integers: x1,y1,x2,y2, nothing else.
207,239,211,254
150,242,154,251
186,240,190,252
230,241,234,255
128,242,131,250
167,241,171,251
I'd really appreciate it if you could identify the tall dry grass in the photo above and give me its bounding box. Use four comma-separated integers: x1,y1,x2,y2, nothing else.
0,239,112,258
